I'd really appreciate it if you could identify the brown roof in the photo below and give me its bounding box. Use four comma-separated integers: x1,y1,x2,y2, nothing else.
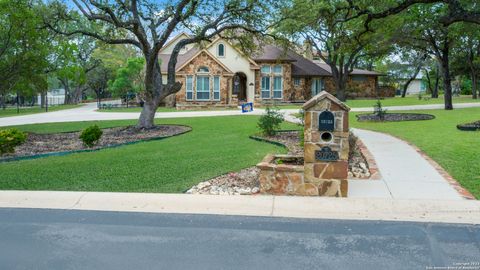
159,47,199,73
313,61,382,76
253,45,331,76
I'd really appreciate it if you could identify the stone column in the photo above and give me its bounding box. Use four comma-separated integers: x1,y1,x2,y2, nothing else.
302,92,350,197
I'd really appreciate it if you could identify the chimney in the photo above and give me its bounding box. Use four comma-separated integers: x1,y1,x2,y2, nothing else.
303,40,313,60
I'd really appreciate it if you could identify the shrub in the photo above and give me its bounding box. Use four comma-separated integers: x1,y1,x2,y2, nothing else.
79,125,103,147
373,100,387,120
0,128,27,155
257,106,284,136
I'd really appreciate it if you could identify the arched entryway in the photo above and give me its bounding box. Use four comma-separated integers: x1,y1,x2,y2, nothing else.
233,72,247,102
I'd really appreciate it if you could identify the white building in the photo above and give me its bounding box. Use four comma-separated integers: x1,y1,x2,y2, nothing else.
37,88,65,105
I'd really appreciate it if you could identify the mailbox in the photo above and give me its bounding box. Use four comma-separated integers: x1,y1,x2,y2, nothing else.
302,91,350,197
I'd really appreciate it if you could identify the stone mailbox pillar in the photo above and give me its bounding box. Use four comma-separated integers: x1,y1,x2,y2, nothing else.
302,92,350,197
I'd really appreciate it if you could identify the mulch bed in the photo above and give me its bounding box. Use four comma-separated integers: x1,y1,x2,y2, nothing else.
457,120,480,131
356,113,435,122
2,125,191,160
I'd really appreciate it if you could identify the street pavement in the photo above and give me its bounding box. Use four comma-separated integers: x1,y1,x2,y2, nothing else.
0,208,479,270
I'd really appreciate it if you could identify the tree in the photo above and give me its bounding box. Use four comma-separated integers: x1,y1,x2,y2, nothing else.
0,0,49,109
450,24,480,98
277,0,396,101
109,57,145,100
45,0,271,128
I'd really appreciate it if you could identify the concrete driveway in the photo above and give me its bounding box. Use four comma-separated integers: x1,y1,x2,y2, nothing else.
1,208,479,270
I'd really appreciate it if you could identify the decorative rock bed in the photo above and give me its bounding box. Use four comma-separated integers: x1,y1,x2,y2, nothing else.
356,113,435,122
186,130,373,195
1,125,191,161
457,121,480,131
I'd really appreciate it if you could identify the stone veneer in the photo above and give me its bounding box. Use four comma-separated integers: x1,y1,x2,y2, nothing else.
175,51,233,107
258,91,350,197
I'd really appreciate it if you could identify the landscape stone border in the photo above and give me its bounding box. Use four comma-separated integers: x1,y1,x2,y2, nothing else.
354,138,381,180
356,113,435,122
0,125,192,163
386,133,476,200
456,121,480,131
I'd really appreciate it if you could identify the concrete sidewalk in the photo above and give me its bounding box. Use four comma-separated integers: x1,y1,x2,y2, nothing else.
0,190,479,224
349,129,466,200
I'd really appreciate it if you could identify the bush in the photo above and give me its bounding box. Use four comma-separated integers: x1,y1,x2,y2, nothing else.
257,106,284,136
0,128,27,155
79,125,103,147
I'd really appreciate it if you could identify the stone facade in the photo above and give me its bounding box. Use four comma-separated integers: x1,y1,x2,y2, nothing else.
253,62,294,105
175,51,234,108
257,91,350,197
302,93,350,197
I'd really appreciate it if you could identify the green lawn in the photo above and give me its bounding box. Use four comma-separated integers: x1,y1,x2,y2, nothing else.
0,116,297,193
0,104,81,118
350,107,480,199
269,95,480,110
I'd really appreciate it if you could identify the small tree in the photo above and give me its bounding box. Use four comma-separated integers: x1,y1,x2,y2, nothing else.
257,107,284,136
373,100,388,120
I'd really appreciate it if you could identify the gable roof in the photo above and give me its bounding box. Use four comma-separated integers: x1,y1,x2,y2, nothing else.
159,47,200,74
303,91,351,111
313,61,382,76
175,49,234,74
159,32,191,54
205,37,259,68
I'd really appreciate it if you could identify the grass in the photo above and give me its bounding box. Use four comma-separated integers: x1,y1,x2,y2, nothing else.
0,116,298,193
0,104,81,118
266,95,480,110
350,107,480,199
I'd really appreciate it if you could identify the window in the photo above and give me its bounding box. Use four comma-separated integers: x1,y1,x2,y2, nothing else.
261,76,270,98
273,65,282,74
273,76,282,99
213,76,220,100
197,66,209,73
261,65,271,74
352,75,367,82
217,43,225,57
294,78,301,87
312,78,324,96
186,76,193,100
196,76,210,100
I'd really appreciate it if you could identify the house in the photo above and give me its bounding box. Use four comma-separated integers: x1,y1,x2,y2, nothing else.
36,88,65,105
159,33,387,109
404,75,427,95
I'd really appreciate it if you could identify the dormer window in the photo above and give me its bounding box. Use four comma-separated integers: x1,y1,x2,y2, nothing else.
217,43,225,57
197,66,210,73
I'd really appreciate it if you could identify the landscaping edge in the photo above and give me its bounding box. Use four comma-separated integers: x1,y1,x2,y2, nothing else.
0,125,192,163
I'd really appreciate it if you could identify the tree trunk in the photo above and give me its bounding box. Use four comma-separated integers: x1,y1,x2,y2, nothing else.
441,59,453,110
432,66,440,98
424,69,433,95
472,71,478,99
137,100,158,129
40,92,46,108
0,93,5,110
335,77,348,101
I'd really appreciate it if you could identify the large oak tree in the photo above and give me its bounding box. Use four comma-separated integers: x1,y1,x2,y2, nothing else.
45,0,271,128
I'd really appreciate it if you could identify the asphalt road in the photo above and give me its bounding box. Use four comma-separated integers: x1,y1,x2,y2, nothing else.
0,208,479,270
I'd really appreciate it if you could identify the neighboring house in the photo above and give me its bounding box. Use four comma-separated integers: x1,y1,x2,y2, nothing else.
159,33,386,109
37,88,66,105
405,77,427,95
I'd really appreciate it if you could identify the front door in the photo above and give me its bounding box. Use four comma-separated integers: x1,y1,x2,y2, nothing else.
233,72,247,102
